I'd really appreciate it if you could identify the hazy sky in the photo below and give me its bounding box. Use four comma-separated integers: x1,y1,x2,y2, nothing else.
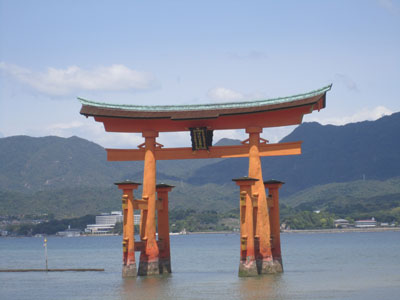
1,0,399,148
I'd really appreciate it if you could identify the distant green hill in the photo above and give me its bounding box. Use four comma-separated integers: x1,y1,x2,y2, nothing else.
188,112,400,196
1,112,399,219
281,177,400,223
282,177,400,208
0,135,238,217
0,135,134,192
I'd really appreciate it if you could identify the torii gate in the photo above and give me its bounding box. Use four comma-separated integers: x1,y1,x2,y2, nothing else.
79,84,331,277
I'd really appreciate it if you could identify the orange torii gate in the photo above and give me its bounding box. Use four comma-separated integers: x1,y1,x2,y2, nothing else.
79,84,331,277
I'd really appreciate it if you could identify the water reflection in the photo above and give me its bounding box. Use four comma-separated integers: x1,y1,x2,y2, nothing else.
121,275,171,300
237,274,283,300
119,272,286,300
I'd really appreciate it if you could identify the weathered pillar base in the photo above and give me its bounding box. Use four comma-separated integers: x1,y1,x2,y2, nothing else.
257,258,283,274
238,260,258,277
122,263,137,277
158,259,171,274
138,260,160,276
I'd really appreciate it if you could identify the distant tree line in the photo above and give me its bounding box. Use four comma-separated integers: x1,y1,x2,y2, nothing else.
4,201,399,236
169,209,237,232
6,215,95,236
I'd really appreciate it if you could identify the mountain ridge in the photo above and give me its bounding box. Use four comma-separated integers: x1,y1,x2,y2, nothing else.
1,112,399,217
188,112,400,196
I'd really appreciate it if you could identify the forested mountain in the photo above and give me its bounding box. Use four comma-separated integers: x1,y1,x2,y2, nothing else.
0,112,399,218
0,135,235,216
189,112,400,196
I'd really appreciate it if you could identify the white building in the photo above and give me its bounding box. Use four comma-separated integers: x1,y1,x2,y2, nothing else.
134,214,141,225
85,211,123,234
334,219,350,228
95,211,123,225
355,218,377,228
85,224,115,234
57,225,81,237
85,211,141,234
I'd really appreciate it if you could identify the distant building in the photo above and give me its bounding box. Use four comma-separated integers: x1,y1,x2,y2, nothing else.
85,211,122,234
95,211,123,225
355,218,377,228
134,214,141,225
85,224,115,234
57,225,81,237
334,219,350,228
85,211,141,234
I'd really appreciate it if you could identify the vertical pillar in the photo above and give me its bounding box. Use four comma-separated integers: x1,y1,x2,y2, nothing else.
264,180,285,272
138,130,160,276
246,127,277,274
233,177,258,277
115,180,141,277
156,183,174,274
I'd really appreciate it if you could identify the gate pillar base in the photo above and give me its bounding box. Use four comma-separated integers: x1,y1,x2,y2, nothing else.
138,260,160,276
158,259,172,274
122,263,137,277
239,260,258,277
257,258,283,274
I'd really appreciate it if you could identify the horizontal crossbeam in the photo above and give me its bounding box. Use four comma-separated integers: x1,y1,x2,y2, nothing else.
106,141,302,161
133,199,163,210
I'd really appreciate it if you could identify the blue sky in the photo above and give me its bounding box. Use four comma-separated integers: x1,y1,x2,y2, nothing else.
1,0,399,148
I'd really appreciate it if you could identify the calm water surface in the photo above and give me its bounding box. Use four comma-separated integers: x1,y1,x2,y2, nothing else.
1,231,400,300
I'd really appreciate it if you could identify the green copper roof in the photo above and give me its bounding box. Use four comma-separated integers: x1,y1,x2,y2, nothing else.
78,84,331,112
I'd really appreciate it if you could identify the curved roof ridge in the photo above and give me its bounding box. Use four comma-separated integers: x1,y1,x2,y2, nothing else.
78,84,332,112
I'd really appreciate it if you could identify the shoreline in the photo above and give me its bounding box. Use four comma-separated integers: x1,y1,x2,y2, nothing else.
183,227,400,235
281,227,400,234
2,227,399,238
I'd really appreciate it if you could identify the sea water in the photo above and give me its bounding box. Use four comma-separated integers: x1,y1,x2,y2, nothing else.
1,231,400,300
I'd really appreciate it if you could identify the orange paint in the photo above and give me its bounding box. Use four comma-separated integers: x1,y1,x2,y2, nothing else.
246,127,273,266
115,181,141,277
95,105,315,133
156,184,174,274
264,181,284,263
233,177,258,276
141,131,159,262
106,141,302,161
139,210,147,241
82,86,330,277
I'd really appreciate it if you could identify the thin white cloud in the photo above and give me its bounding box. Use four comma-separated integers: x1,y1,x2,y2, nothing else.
0,62,156,96
207,87,244,102
335,73,358,91
227,51,268,61
45,120,195,148
213,127,295,145
44,121,289,149
213,129,246,143
158,132,191,148
48,121,84,131
43,120,143,148
263,126,298,143
305,106,393,125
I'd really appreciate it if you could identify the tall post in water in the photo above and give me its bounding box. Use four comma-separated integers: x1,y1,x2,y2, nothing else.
233,177,258,276
43,237,48,271
246,127,279,274
156,183,174,274
115,181,141,277
264,180,285,271
138,131,160,276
